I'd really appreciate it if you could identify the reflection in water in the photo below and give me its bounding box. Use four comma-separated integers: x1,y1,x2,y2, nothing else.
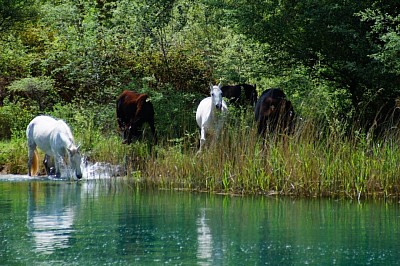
1,179,400,265
27,183,76,254
29,207,75,254
197,208,213,265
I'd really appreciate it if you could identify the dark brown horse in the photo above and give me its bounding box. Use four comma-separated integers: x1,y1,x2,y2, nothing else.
221,84,257,107
254,88,295,136
116,90,156,144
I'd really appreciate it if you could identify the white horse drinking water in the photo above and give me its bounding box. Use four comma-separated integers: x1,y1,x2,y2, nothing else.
26,115,83,179
196,83,228,152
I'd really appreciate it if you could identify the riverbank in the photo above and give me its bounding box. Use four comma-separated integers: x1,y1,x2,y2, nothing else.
2,118,400,200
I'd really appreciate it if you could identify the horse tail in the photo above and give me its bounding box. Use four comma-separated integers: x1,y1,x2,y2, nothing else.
30,149,39,176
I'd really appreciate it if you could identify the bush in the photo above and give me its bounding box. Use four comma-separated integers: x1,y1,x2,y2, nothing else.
0,101,37,140
6,76,59,112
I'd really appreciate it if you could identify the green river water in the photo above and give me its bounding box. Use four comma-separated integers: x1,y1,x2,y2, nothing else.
1,176,400,265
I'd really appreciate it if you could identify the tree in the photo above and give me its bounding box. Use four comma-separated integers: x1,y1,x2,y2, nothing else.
226,0,400,130
358,8,400,76
0,0,38,38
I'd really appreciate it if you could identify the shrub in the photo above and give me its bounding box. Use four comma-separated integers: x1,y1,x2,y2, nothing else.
6,76,59,112
0,101,37,140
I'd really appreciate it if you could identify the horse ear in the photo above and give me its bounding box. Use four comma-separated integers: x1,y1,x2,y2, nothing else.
209,83,213,91
218,82,221,88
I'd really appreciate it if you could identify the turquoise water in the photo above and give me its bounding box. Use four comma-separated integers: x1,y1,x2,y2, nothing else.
1,176,400,265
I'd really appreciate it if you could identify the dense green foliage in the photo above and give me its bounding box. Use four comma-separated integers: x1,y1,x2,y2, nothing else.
1,0,399,137
1,1,400,197
0,0,39,37
224,0,400,130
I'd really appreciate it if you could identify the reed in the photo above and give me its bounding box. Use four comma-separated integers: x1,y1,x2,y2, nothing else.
119,114,400,199
3,107,400,199
0,138,27,174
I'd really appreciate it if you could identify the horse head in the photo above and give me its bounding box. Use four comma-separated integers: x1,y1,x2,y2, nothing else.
210,83,224,110
68,146,82,179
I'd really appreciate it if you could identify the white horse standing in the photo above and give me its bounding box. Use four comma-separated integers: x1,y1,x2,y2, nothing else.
26,115,83,179
196,83,228,152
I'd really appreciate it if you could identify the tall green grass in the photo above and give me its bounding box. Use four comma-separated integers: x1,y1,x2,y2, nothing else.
0,138,27,174
112,112,400,199
2,104,400,199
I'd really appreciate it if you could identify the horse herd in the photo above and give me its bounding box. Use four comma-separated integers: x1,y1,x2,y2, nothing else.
26,83,294,179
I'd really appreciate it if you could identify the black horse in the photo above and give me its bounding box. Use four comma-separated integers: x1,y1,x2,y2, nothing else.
254,88,295,136
221,84,257,107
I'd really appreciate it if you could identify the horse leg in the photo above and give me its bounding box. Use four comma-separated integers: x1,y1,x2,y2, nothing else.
122,128,129,144
54,153,63,178
198,127,206,153
27,148,33,176
127,126,138,144
43,154,50,175
126,121,136,144
258,117,268,136
43,154,55,176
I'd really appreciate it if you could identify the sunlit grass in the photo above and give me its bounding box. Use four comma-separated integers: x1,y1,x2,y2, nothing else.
126,114,400,199
2,108,400,199
0,138,27,174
